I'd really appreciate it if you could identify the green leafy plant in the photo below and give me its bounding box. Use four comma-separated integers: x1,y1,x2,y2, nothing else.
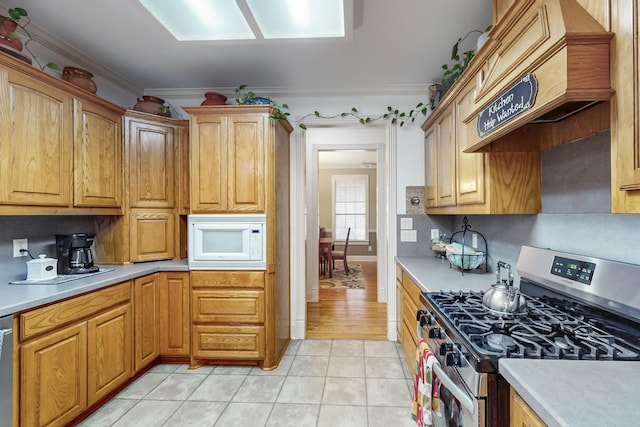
235,85,429,130
441,26,492,89
0,7,60,72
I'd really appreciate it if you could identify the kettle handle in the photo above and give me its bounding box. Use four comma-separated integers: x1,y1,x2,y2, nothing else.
495,261,514,286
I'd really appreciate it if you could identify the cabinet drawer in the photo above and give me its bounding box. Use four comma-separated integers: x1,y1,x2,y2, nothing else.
192,289,265,323
192,324,265,360
19,282,131,341
191,271,265,289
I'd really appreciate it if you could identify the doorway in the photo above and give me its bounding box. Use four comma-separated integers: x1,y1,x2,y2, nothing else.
302,124,390,339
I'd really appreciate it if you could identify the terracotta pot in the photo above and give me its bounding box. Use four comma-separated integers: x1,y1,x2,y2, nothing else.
0,17,23,51
201,92,227,106
62,66,97,94
133,95,171,117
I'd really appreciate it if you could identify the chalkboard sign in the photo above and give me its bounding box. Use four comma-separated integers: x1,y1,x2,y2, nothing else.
477,74,538,137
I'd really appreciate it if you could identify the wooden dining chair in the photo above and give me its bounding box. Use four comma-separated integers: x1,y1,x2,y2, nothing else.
319,227,328,275
332,227,351,275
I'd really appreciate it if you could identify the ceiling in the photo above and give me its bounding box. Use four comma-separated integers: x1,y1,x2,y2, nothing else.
2,0,493,95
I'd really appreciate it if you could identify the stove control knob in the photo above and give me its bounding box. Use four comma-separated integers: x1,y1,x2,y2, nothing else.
439,342,454,355
428,327,445,339
417,311,432,328
446,351,462,367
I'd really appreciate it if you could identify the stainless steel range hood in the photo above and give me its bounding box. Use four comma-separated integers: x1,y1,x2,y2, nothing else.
459,0,613,153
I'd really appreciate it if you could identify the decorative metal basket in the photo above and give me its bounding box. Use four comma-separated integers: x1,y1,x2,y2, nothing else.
447,216,488,274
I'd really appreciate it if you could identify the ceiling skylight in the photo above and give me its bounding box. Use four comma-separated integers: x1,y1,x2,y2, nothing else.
139,0,346,41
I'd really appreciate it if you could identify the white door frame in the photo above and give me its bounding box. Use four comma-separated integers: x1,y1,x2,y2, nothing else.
289,118,398,340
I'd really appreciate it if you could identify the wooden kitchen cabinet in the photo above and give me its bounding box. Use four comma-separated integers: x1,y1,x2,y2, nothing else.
18,282,132,427
73,98,123,209
20,322,87,427
510,387,547,427
87,303,132,405
185,106,266,213
159,272,190,357
190,271,267,364
611,0,640,213
134,274,160,371
396,266,423,377
422,82,540,215
0,52,125,214
95,112,188,264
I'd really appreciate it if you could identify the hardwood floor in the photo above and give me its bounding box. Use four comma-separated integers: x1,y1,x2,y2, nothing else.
306,261,387,340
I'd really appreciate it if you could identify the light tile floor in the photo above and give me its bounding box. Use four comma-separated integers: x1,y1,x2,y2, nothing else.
79,339,417,427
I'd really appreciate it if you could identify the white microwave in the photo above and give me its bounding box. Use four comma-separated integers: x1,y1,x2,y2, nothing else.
188,214,267,270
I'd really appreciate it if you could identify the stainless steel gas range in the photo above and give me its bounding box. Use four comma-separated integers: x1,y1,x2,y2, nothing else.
417,245,640,427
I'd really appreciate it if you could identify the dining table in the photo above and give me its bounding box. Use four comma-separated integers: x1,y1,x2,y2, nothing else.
319,237,333,278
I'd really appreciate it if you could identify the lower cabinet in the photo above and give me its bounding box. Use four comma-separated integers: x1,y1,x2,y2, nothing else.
159,271,190,357
510,387,547,427
18,282,132,427
190,270,266,366
397,265,423,377
134,274,160,371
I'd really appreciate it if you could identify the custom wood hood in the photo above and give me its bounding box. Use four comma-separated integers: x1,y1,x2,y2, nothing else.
455,0,613,153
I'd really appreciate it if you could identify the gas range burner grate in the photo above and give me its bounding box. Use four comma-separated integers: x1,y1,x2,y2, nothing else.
426,291,640,361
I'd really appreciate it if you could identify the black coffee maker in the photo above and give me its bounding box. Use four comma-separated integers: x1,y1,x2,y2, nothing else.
55,233,100,275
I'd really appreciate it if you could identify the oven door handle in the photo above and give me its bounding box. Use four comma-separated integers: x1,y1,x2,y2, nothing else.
432,361,475,413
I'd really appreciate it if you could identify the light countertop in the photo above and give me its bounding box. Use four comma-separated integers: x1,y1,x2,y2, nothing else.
397,256,640,427
500,359,640,427
0,259,188,317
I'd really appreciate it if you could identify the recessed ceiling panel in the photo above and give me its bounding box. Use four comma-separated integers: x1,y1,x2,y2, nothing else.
139,0,255,40
246,0,345,39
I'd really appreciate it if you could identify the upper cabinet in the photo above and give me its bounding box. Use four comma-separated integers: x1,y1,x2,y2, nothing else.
0,52,125,214
184,106,271,214
611,0,640,213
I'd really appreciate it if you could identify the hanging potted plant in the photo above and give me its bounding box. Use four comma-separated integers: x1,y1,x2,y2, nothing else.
0,7,60,72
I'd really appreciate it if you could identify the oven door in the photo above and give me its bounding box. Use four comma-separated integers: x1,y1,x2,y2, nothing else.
431,362,477,427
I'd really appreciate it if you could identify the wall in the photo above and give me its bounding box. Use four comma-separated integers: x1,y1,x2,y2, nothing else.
398,131,640,280
318,167,377,256
0,216,96,283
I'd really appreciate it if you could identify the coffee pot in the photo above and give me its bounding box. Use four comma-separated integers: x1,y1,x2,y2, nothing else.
55,233,100,275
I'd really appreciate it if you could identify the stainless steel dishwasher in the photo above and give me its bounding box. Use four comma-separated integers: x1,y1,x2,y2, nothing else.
0,315,13,427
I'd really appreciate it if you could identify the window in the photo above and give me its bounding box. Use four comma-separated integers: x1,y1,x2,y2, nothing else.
332,174,368,242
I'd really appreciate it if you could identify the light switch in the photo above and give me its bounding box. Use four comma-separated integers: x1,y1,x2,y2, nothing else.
400,218,413,230
400,230,418,242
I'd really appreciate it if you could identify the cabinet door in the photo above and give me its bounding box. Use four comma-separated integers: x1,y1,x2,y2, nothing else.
0,68,73,206
226,114,265,212
424,127,438,209
129,210,175,262
510,388,547,427
74,99,123,208
159,272,190,356
20,322,87,427
456,85,486,206
134,274,160,371
190,113,227,212
127,116,176,208
436,104,457,207
87,303,132,405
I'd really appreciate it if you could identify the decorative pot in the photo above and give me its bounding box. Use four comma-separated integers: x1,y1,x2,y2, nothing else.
201,92,227,106
133,95,171,117
62,66,97,94
0,17,23,51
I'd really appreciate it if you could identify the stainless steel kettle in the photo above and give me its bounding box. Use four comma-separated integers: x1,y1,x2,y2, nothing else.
482,261,527,316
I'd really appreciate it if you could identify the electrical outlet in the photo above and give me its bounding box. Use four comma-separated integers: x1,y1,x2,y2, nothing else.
431,229,440,240
472,233,478,249
368,246,372,252
13,238,28,257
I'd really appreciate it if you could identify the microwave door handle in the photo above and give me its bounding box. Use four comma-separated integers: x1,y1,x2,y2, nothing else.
432,362,475,413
